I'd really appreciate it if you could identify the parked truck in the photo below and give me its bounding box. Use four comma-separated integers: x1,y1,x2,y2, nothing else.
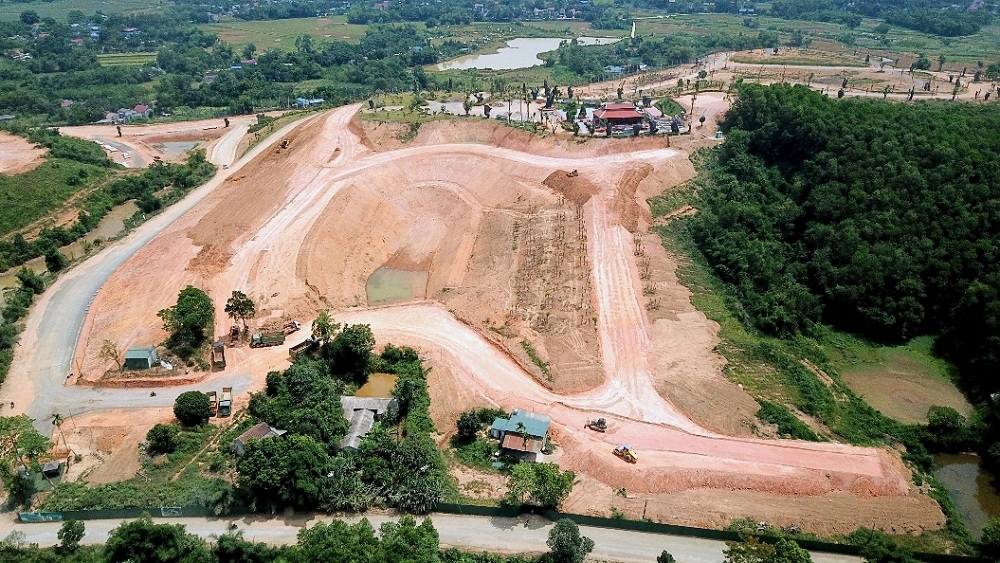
289,337,319,360
282,321,302,335
218,387,232,417
206,391,218,417
251,331,285,348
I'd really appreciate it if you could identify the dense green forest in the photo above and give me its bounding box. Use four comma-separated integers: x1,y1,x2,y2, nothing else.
769,0,995,36
690,81,1000,455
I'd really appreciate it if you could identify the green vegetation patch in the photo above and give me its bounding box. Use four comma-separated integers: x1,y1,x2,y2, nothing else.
200,16,371,50
97,52,159,66
0,160,108,237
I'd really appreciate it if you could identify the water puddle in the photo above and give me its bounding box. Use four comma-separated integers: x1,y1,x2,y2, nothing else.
355,373,398,398
366,267,427,307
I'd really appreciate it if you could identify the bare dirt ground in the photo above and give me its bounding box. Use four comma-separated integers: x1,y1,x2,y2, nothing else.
0,131,46,174
60,101,944,533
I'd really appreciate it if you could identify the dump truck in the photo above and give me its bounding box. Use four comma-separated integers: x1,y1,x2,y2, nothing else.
613,444,638,464
218,387,232,417
289,337,319,360
282,321,302,335
229,325,240,346
251,331,285,348
585,418,607,433
206,391,218,417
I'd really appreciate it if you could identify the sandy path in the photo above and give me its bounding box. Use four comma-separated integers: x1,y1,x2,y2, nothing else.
0,131,46,174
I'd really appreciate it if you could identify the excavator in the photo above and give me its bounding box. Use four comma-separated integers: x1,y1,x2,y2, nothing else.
585,418,607,432
613,444,638,464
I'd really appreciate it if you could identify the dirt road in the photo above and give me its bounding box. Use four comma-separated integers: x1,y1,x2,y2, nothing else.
0,116,309,434
0,513,860,563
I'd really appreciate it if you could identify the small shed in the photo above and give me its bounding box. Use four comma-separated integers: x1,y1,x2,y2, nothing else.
490,409,551,461
123,346,158,370
42,461,61,477
233,422,286,455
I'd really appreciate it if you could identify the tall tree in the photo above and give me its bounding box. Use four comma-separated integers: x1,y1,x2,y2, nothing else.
224,290,256,331
311,311,340,344
547,519,594,563
158,285,214,357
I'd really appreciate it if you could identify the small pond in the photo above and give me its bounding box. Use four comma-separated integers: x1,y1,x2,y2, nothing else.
365,267,428,307
355,373,398,398
934,453,1000,539
436,36,621,71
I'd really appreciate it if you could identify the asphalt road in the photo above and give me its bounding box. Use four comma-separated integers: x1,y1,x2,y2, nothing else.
2,117,315,435
0,513,860,563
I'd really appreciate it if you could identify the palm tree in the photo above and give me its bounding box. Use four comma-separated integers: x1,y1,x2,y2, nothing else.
516,421,528,450
51,413,74,457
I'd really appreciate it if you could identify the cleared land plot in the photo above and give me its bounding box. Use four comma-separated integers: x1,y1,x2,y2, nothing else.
730,49,867,67
0,131,46,175
200,16,369,51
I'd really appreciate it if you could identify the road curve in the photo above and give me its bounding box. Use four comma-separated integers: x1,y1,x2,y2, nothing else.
0,114,322,434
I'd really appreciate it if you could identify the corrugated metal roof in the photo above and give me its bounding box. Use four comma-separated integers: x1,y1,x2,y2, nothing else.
501,433,544,453
124,345,156,359
490,410,550,438
340,409,375,450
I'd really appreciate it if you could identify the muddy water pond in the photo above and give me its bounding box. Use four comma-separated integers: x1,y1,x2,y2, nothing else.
436,36,621,71
366,267,427,307
934,453,1000,538
60,201,140,261
355,373,398,398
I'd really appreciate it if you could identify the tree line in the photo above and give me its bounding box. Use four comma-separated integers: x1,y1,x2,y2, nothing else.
769,0,991,36
689,82,1000,464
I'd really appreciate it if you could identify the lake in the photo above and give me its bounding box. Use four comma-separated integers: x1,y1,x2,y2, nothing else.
436,36,621,71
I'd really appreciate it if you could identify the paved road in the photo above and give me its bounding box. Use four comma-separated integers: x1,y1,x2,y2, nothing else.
0,117,316,435
0,513,860,563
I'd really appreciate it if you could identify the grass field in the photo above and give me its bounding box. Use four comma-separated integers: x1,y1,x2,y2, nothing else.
0,0,162,22
98,52,158,66
200,16,371,51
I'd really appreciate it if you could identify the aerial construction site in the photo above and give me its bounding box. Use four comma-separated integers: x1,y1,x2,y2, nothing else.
1,97,944,535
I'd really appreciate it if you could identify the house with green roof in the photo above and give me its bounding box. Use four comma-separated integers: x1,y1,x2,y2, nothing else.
489,409,551,461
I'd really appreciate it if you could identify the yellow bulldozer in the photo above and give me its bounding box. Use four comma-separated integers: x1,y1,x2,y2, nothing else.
613,444,637,464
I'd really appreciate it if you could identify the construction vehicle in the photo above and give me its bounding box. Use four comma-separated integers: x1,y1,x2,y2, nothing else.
211,341,226,369
251,331,285,348
282,320,302,335
280,139,289,149
585,418,607,432
229,325,240,346
289,337,319,360
206,391,218,417
218,387,232,417
613,444,638,464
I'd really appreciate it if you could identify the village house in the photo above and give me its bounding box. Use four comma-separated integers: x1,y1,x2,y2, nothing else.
489,410,551,461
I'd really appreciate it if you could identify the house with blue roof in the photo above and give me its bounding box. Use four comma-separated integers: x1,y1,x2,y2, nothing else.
489,409,551,461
